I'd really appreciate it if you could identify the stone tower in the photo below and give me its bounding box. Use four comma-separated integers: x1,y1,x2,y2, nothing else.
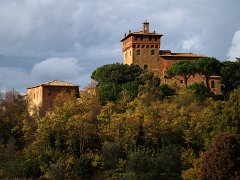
121,21,163,74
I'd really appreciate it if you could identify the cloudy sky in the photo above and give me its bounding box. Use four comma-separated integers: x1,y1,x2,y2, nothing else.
0,0,240,93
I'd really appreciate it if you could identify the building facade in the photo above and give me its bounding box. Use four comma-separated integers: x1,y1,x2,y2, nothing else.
121,21,221,94
27,80,79,115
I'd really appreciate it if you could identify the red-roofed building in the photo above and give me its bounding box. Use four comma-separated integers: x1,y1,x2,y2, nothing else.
27,80,79,115
121,21,221,94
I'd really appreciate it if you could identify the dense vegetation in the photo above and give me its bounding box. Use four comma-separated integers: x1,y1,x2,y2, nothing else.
0,60,240,179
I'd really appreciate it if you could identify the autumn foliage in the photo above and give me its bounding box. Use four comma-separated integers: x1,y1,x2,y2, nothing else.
0,63,240,179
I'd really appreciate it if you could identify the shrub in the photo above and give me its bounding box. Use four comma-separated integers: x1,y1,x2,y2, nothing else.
102,142,126,170
200,132,240,180
188,83,210,101
74,155,93,179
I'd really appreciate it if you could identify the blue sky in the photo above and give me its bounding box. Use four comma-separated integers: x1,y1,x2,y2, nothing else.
0,0,240,93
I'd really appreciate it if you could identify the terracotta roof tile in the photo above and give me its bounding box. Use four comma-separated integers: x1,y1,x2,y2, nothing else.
28,80,79,89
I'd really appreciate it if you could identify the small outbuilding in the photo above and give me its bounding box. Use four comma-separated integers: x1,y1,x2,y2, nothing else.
27,80,79,115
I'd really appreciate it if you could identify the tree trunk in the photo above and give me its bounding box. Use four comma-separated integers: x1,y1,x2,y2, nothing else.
184,77,188,88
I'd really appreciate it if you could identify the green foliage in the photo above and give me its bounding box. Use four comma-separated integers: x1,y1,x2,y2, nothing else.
102,142,126,170
188,83,211,101
159,84,176,97
195,57,222,88
196,57,221,77
91,63,143,103
47,162,65,180
22,155,42,178
92,63,166,103
97,82,121,102
167,61,197,87
200,132,240,180
221,60,240,94
126,151,151,174
91,63,142,84
154,145,182,178
74,155,93,179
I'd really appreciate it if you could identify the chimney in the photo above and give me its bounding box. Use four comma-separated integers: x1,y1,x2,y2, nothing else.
129,30,131,34
143,21,149,33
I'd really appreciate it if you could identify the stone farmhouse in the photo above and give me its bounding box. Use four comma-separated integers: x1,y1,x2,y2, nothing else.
121,21,221,94
27,80,79,115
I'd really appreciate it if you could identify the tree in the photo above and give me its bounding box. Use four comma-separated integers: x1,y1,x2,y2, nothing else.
188,83,211,101
167,61,197,87
221,60,240,94
195,57,222,89
200,132,240,180
91,63,142,84
91,63,142,103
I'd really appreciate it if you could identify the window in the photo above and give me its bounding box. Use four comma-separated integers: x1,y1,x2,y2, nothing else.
151,49,155,55
155,45,158,48
211,81,215,88
142,45,145,48
141,37,143,41
149,37,152,41
137,49,140,56
151,45,154,48
48,92,51,96
137,45,140,48
155,38,158,41
135,36,137,40
144,64,148,70
146,45,149,48
133,44,136,48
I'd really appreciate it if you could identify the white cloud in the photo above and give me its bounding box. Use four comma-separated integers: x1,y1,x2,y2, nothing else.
0,57,91,93
181,37,202,51
31,57,83,80
228,30,240,60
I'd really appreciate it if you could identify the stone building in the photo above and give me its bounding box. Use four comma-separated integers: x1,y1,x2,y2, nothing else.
27,80,79,115
121,21,221,94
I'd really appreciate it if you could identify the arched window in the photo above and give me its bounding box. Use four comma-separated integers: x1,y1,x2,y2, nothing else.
151,49,155,55
144,64,148,70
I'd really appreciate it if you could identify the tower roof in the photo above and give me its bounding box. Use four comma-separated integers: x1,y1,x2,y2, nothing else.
121,22,163,42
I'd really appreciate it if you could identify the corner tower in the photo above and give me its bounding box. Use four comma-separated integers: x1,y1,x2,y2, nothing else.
121,21,163,74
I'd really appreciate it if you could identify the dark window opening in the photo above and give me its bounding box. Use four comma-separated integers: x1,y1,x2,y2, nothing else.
48,92,51,96
151,45,154,48
155,45,158,48
137,45,140,48
137,50,140,56
211,81,215,88
133,44,136,48
155,38,158,41
141,37,143,41
135,36,137,40
144,64,148,70
146,45,149,48
149,37,152,41
142,45,145,48
151,49,155,55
